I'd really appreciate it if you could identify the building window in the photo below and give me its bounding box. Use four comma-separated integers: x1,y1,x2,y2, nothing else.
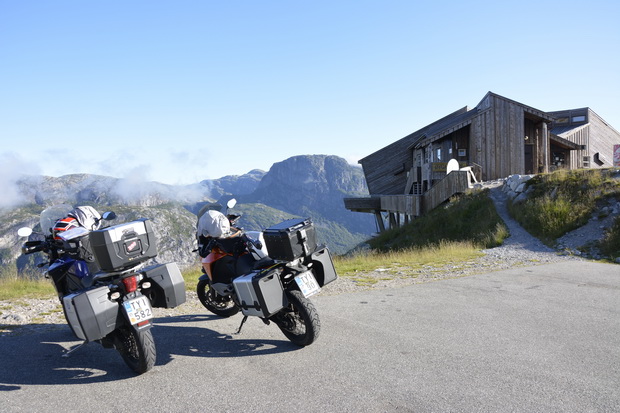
583,155,590,168
572,115,586,123
555,117,569,124
458,149,467,157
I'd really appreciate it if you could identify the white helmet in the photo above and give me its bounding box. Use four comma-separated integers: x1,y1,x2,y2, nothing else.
68,206,102,230
197,209,231,238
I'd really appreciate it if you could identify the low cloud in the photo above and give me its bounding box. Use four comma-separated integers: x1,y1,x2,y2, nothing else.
111,166,156,205
0,153,41,209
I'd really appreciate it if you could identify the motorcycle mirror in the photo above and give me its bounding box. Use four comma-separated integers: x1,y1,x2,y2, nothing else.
102,211,117,220
227,198,237,209
17,227,33,237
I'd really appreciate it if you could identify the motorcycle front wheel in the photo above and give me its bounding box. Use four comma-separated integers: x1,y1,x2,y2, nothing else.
271,290,320,347
115,325,156,374
197,279,240,317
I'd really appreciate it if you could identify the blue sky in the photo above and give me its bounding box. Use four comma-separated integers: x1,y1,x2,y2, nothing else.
1,0,619,186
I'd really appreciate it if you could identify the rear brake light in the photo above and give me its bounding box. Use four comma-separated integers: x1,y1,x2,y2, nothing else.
122,276,138,292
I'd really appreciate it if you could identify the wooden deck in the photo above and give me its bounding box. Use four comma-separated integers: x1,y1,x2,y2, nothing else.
344,171,471,229
342,196,381,212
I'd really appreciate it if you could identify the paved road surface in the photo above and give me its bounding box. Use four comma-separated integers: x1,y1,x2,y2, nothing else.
1,261,619,412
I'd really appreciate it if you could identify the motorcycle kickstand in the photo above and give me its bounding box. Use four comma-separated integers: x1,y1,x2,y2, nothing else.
62,341,87,358
235,316,248,334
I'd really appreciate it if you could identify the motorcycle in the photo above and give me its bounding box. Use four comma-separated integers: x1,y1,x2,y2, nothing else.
18,204,186,374
195,199,337,346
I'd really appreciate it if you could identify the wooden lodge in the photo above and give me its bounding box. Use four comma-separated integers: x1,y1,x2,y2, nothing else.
344,91,620,231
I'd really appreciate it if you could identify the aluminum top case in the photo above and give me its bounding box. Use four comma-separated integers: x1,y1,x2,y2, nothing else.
263,218,317,261
89,218,158,272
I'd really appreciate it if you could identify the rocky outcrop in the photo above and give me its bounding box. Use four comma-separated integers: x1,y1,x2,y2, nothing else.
501,174,535,203
246,155,373,234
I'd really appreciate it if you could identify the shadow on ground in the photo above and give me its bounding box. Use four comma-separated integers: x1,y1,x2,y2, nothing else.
0,314,299,387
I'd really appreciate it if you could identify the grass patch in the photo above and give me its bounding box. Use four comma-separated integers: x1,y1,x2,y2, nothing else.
334,240,483,277
368,189,508,252
0,268,55,301
600,215,620,259
509,169,620,246
182,266,203,292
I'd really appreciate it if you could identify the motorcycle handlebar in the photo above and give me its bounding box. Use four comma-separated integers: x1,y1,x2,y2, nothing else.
21,240,48,255
227,214,241,225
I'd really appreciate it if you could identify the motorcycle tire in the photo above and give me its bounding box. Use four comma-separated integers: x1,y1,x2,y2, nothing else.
115,325,156,374
272,290,320,347
197,279,240,317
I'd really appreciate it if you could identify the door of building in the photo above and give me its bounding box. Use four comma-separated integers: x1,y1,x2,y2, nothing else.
524,144,534,174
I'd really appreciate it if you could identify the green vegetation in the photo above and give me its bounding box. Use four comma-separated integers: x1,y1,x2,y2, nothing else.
600,217,620,258
508,169,620,257
0,267,55,301
182,266,203,291
334,240,483,278
368,189,508,252
330,189,506,281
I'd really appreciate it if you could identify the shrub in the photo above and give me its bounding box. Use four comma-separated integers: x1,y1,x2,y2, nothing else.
368,189,508,252
599,216,620,259
509,169,620,246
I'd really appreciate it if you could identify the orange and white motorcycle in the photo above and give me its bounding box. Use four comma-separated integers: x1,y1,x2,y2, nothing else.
195,199,337,346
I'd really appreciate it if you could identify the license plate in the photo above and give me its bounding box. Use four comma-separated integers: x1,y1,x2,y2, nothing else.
123,296,153,325
294,271,321,298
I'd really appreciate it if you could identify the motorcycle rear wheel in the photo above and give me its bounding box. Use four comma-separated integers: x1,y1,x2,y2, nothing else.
197,279,240,317
272,290,320,347
115,325,156,374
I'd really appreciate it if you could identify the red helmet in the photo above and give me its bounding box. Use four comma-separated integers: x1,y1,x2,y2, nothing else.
53,217,79,240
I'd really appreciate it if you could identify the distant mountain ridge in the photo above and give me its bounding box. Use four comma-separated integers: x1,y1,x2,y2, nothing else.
245,155,371,233
1,155,374,272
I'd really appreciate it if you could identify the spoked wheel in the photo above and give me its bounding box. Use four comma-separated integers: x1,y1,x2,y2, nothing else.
271,290,320,347
197,279,240,317
114,325,156,374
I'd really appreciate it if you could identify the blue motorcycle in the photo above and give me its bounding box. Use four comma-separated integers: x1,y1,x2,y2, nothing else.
19,205,185,374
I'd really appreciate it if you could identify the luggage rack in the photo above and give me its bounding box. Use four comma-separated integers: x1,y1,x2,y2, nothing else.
92,262,146,281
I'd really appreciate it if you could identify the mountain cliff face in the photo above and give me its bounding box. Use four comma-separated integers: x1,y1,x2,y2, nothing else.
239,155,374,252
200,169,266,199
244,155,372,233
1,155,373,273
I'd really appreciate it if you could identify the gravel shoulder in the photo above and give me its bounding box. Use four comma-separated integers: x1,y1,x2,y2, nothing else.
0,186,589,332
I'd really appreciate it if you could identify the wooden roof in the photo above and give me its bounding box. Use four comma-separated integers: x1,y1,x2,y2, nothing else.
412,91,555,149
358,106,470,164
